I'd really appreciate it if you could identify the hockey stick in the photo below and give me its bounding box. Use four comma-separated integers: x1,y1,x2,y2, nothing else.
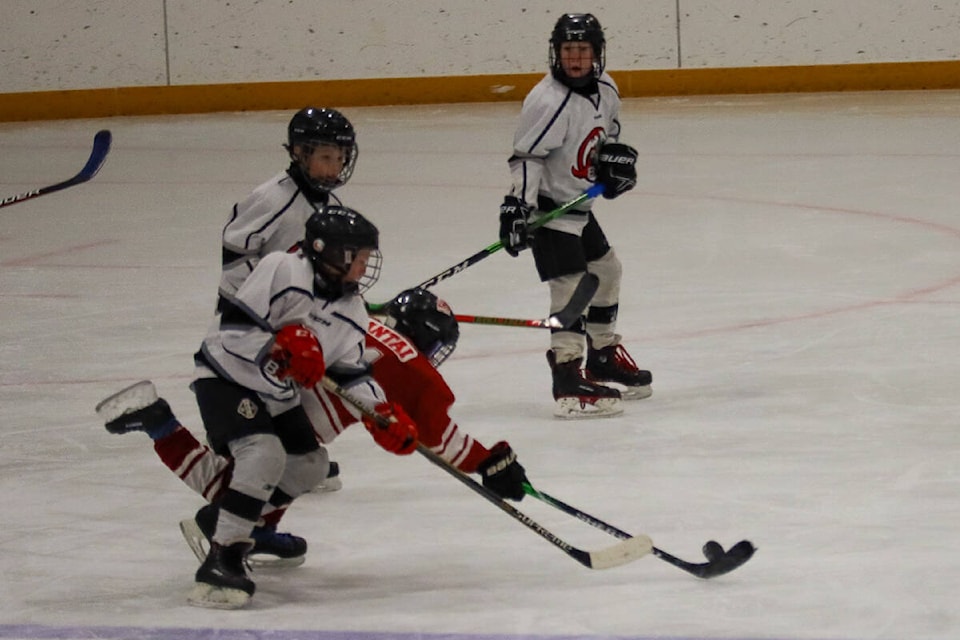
318,375,651,570
455,272,598,330
367,183,605,313
1,130,112,209
523,483,756,579
454,313,557,329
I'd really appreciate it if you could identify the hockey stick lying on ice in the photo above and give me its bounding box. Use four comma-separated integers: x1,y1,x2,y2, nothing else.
318,375,651,570
455,272,598,330
367,183,605,313
523,483,756,579
1,130,112,210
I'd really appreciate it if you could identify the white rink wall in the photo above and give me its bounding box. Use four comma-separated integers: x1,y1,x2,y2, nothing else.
1,0,958,93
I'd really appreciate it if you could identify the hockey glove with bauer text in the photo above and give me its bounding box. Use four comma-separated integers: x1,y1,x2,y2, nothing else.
476,441,528,501
364,402,418,455
596,142,638,200
499,195,533,257
269,324,326,387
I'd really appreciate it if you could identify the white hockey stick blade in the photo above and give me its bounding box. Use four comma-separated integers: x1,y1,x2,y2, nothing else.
587,534,653,570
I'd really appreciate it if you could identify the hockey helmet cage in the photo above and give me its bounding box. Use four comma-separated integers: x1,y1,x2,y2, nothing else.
549,13,606,88
384,288,459,367
303,206,381,296
286,107,358,191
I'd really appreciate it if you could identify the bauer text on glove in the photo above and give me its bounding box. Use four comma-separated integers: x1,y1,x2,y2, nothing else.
476,441,528,501
268,324,326,387
363,402,418,455
596,142,638,199
499,196,533,257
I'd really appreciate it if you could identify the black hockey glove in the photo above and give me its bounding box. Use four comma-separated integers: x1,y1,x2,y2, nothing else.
476,441,528,501
499,196,533,257
596,142,638,200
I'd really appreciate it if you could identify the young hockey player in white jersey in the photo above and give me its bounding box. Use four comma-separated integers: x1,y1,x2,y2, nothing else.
98,206,418,609
497,13,652,419
218,106,357,306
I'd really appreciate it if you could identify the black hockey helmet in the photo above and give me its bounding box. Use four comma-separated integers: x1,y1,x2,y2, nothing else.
303,206,381,297
383,288,459,367
549,13,606,89
285,107,358,192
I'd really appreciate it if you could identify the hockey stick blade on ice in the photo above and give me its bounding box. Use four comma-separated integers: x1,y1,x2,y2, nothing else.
455,273,599,330
1,130,112,210
318,376,650,570
367,183,605,313
524,484,756,579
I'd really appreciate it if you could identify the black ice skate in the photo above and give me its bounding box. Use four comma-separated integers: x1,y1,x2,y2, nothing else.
181,503,307,569
586,341,653,400
547,350,623,419
188,540,255,609
95,380,177,436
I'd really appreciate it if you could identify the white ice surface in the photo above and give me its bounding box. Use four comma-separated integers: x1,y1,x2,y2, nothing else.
2,91,960,640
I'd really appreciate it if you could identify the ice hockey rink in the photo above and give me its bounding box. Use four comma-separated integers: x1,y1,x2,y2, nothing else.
2,89,959,640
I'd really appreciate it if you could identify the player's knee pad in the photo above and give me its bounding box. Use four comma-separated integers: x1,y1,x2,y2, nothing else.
547,272,587,315
227,432,286,501
587,249,622,307
278,446,330,498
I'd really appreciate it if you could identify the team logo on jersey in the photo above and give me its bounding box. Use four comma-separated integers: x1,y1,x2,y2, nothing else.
570,127,605,181
367,320,417,363
237,398,258,420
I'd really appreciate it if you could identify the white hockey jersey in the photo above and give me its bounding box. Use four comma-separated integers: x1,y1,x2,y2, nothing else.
219,170,342,299
509,72,622,235
195,250,385,411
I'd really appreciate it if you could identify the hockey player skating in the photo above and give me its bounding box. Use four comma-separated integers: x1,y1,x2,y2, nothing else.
98,206,406,609
497,13,652,418
98,282,529,609
304,287,529,499
218,106,357,307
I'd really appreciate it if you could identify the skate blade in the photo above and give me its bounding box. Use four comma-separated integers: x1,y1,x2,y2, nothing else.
95,380,158,422
620,385,652,401
308,476,342,493
187,583,251,609
248,552,306,569
553,397,624,419
179,518,208,564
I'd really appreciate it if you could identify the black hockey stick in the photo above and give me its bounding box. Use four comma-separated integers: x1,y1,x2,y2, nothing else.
1,130,112,209
454,273,598,330
367,183,605,313
318,375,651,570
523,483,756,579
